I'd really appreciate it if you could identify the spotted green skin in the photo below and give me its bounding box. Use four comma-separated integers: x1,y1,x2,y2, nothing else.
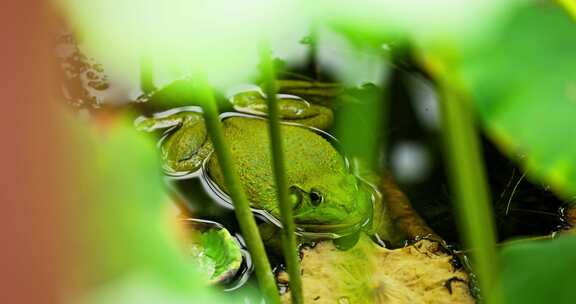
137,92,372,231
208,117,372,230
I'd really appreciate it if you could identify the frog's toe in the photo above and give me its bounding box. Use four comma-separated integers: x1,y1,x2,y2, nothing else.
134,117,159,132
230,90,268,116
135,109,210,175
230,89,334,130
135,109,204,132
161,118,211,175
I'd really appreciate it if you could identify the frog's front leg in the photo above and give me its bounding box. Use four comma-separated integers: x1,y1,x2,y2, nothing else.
230,90,333,130
136,110,212,173
258,222,285,255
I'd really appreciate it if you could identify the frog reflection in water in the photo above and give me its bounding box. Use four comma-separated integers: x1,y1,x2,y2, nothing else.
138,91,372,233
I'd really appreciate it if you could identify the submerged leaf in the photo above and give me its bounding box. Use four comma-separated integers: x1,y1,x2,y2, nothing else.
189,227,243,284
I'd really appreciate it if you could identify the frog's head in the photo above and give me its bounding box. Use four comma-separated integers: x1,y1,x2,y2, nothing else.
289,174,372,234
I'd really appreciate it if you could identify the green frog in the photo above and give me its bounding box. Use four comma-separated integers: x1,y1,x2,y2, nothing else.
137,90,373,235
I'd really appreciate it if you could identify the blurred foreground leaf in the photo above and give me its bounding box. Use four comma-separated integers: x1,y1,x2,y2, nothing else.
336,84,385,171
460,4,576,201
71,117,234,303
59,0,309,89
307,0,528,46
500,235,576,303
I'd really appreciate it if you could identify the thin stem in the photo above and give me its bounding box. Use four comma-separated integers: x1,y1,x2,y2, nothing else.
260,46,304,304
437,79,502,304
192,77,280,304
505,171,526,215
140,54,155,93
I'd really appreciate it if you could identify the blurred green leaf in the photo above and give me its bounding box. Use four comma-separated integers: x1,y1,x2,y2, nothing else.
500,235,576,304
307,0,529,46
72,118,235,302
336,84,385,171
59,0,309,89
138,78,196,106
460,4,576,202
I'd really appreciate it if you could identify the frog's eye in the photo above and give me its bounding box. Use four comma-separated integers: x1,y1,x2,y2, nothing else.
289,186,304,210
309,190,324,206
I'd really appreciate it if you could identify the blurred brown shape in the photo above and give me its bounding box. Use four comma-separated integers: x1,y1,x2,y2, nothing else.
0,2,71,303
382,174,439,240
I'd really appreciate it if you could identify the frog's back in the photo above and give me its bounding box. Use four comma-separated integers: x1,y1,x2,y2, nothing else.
207,117,346,215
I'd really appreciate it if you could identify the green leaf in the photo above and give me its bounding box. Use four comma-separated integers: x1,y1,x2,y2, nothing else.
70,118,237,302
189,227,243,284
460,4,576,201
500,235,576,304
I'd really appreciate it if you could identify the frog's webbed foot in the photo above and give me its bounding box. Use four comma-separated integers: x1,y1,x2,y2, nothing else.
230,89,334,130
135,110,212,174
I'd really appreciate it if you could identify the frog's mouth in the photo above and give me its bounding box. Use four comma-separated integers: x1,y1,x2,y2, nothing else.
296,218,368,234
293,207,371,234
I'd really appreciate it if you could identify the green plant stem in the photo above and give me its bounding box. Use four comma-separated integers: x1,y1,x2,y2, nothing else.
260,47,304,304
140,55,155,93
437,78,502,304
192,77,280,304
